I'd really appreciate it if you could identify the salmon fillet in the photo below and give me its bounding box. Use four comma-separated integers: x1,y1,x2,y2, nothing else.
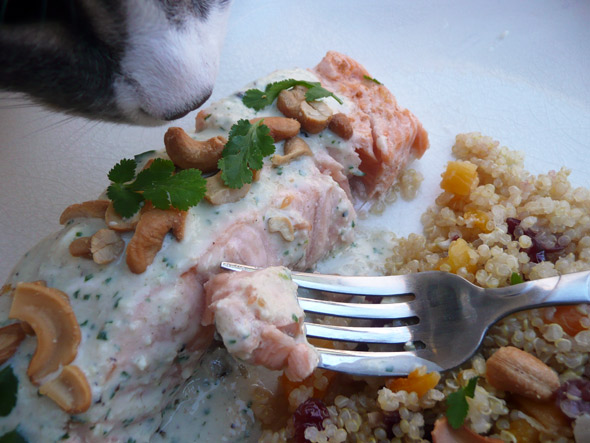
204,267,318,381
313,51,429,200
2,52,428,442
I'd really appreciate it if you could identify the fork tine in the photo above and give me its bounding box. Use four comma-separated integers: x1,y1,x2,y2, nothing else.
298,297,415,319
316,348,442,376
290,272,414,296
220,262,415,296
305,323,420,344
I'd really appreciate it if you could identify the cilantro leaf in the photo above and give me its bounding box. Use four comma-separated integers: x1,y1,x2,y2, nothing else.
304,84,341,102
242,78,342,111
218,119,275,189
129,158,176,191
106,183,144,218
446,376,479,429
143,169,206,211
510,272,524,285
0,429,27,443
107,157,206,217
108,159,137,184
363,74,383,85
0,365,18,417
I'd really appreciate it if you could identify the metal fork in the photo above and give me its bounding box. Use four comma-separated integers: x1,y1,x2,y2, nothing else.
220,262,590,376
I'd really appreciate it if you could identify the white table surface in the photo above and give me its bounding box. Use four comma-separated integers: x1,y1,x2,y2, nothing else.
1,0,589,283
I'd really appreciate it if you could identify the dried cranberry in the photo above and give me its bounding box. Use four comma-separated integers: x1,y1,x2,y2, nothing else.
383,411,401,438
556,378,590,419
293,398,329,443
506,217,521,237
505,217,565,264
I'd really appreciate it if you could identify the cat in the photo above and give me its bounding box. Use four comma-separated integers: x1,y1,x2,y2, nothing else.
0,0,232,125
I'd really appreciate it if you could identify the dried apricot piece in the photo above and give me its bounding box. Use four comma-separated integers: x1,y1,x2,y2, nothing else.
551,305,588,336
463,209,491,233
438,238,478,274
386,367,441,398
507,418,539,443
440,161,478,196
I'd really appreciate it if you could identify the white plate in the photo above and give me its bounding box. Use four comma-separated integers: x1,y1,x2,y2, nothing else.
1,0,589,284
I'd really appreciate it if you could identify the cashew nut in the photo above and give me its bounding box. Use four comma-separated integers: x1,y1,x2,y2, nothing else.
277,86,307,119
268,216,295,242
9,282,81,384
126,208,187,274
204,172,251,206
280,195,294,209
328,113,353,140
39,365,91,414
59,200,110,225
485,346,559,401
164,127,227,172
69,237,92,259
250,117,300,142
298,100,333,134
0,323,26,365
91,228,124,264
104,202,139,232
271,137,313,167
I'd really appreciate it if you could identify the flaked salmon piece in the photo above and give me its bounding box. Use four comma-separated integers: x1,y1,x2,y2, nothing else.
192,163,355,282
313,51,429,200
204,267,318,381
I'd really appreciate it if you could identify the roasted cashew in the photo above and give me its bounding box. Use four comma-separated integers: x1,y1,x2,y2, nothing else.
277,86,307,119
298,100,333,134
59,200,110,225
271,137,313,167
328,113,353,140
250,117,300,142
0,323,26,365
164,127,226,172
104,202,139,232
126,208,187,274
268,216,295,242
39,365,91,414
91,228,124,264
486,346,559,401
9,282,81,384
204,172,251,205
69,237,92,259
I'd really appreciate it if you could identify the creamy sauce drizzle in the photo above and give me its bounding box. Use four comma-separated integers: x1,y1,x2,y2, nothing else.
0,67,392,442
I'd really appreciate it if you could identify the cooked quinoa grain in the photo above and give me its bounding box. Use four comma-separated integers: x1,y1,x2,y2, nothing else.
256,133,590,442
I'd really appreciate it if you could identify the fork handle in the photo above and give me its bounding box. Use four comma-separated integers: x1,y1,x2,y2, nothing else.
491,270,590,320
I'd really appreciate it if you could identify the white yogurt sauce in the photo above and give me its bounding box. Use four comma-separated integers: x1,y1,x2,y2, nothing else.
0,67,397,442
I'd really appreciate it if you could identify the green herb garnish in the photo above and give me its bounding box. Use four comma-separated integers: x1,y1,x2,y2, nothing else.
510,272,524,285
107,158,206,218
363,74,382,85
0,365,18,417
218,119,275,189
242,79,342,111
0,429,27,443
446,376,478,429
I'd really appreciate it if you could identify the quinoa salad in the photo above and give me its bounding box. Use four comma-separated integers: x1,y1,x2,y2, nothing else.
257,133,590,443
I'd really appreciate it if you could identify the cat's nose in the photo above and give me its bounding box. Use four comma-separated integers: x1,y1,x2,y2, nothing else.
164,108,192,121
162,90,213,121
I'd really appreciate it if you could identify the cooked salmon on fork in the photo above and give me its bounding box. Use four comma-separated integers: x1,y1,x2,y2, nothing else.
221,262,590,376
